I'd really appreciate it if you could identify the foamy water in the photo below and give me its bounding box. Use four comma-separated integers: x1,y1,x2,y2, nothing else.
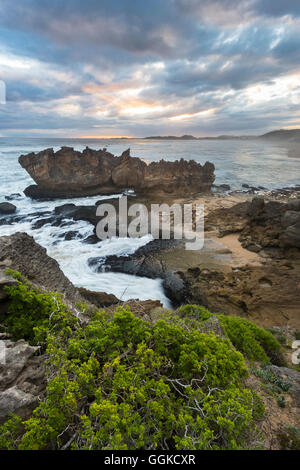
0,137,299,306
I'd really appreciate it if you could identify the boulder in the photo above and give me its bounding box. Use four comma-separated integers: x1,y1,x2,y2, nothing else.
280,222,300,248
0,339,45,422
19,147,215,199
0,202,16,215
78,287,119,308
5,193,22,201
286,199,300,212
281,210,300,228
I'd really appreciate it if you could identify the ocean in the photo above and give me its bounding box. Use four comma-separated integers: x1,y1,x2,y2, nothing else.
0,137,299,305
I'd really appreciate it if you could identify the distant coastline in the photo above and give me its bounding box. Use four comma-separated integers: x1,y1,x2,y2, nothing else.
144,128,300,142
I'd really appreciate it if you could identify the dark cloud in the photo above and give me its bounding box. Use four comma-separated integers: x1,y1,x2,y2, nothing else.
0,0,299,136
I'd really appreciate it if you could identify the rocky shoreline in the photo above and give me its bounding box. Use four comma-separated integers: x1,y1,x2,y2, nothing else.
1,184,300,327
0,158,300,449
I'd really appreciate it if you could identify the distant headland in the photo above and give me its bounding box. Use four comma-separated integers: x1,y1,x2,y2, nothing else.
144,129,300,142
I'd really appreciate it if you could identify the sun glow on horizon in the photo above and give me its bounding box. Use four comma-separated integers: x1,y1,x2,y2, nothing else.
77,134,134,139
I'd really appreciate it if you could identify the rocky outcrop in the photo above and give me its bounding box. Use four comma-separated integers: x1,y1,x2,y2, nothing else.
0,232,82,304
0,233,122,309
207,196,300,256
179,263,300,329
19,147,215,199
0,337,45,422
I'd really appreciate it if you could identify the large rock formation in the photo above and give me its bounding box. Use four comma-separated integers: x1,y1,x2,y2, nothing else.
0,233,119,308
19,147,215,199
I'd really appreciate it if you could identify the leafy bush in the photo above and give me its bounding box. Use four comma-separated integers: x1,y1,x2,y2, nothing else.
1,270,73,344
0,280,266,450
178,305,284,365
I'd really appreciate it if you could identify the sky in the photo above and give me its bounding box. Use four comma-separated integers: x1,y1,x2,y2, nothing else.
0,0,300,138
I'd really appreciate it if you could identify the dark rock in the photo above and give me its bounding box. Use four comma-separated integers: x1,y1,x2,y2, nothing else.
5,193,22,201
246,197,265,218
286,199,300,212
281,211,300,228
0,202,16,215
280,222,300,248
162,271,185,305
59,230,82,241
78,287,119,308
83,234,99,244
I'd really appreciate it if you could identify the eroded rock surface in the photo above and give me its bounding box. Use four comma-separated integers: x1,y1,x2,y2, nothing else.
19,147,215,199
0,339,45,422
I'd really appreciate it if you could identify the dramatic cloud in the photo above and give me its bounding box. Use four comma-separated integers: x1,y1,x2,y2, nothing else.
0,0,299,136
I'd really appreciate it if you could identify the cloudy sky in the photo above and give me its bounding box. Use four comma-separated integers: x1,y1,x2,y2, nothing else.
0,0,299,137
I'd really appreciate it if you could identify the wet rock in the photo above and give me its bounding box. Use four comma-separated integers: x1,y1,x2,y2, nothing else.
83,234,99,244
0,202,16,215
162,271,185,305
5,193,22,201
54,204,98,225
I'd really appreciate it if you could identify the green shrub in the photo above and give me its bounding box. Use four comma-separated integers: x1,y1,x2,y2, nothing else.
0,415,23,450
178,305,284,365
1,270,74,344
0,282,266,450
1,306,264,450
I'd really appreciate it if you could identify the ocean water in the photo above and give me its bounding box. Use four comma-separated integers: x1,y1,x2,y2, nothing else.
0,137,299,305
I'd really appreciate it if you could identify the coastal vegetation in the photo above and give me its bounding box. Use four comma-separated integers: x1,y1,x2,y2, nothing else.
0,270,287,450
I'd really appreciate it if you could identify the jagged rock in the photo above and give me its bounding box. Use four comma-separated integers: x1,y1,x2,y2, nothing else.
0,340,39,389
0,202,16,215
0,339,45,422
19,147,215,199
0,386,39,421
0,232,82,304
